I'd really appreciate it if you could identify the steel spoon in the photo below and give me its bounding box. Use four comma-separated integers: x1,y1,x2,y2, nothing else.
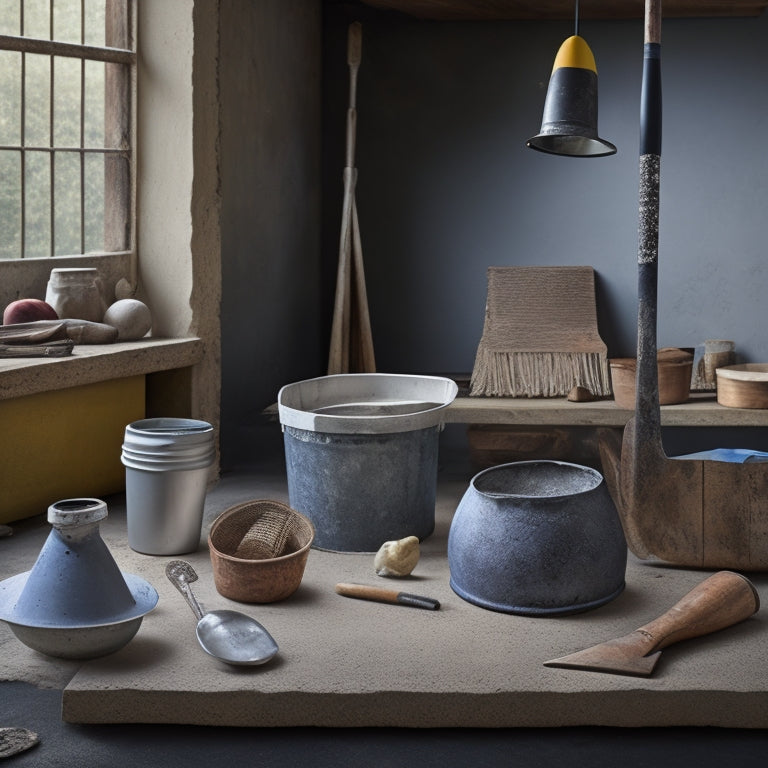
165,560,278,666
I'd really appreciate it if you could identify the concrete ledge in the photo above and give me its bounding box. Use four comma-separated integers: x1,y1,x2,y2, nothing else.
0,337,204,400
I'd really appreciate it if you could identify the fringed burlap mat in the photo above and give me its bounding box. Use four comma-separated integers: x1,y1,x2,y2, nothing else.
470,266,611,398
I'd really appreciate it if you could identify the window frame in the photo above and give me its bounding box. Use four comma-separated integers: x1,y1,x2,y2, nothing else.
0,0,136,281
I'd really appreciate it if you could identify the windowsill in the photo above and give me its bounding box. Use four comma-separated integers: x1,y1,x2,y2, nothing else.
0,336,204,401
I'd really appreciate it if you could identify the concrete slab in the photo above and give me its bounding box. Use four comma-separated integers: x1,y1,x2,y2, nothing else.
2,458,767,728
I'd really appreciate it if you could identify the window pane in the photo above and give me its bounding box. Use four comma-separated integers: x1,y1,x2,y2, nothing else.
53,56,81,146
84,0,106,47
1,0,133,261
24,150,51,257
23,0,50,39
24,53,50,147
0,152,22,259
0,3,21,35
0,51,21,146
84,59,105,147
54,151,81,255
84,152,104,252
53,0,81,44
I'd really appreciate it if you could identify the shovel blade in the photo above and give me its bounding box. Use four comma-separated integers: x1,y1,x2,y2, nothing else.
544,635,662,677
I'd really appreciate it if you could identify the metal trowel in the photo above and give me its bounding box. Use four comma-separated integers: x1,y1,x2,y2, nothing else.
544,571,760,677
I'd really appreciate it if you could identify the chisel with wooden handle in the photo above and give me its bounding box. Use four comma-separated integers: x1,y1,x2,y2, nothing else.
544,570,760,677
335,583,440,610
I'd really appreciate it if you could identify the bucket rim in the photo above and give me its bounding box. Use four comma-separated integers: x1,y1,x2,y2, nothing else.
277,373,458,434
125,417,213,436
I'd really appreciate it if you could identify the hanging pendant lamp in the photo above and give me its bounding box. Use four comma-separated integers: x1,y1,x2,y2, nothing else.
527,1,616,157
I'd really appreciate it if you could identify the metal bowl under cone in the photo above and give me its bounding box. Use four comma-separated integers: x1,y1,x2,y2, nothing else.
0,498,158,659
0,570,158,659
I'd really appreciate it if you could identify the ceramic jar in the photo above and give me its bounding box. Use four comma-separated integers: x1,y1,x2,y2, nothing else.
447,460,627,616
45,267,107,322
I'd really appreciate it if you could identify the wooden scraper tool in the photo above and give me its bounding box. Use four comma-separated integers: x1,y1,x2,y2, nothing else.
544,570,759,677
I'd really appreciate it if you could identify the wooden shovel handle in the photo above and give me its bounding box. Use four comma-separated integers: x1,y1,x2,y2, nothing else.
639,571,759,653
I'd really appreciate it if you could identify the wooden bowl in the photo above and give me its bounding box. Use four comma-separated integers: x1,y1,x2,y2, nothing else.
716,364,768,409
610,348,693,409
208,500,314,603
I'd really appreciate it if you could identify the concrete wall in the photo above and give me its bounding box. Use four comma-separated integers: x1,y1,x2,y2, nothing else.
219,0,322,469
139,0,221,435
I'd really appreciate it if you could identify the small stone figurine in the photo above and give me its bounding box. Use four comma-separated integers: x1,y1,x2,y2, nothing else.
374,535,420,577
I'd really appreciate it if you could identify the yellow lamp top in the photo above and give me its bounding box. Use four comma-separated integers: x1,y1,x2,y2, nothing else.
552,35,597,74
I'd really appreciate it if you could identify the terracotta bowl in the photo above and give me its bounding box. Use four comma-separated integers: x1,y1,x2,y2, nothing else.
208,500,314,603
610,348,693,409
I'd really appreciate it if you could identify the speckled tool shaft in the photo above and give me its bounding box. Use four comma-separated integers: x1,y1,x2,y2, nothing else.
636,0,663,437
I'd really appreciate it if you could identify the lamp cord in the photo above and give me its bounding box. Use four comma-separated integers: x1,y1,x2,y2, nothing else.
575,0,580,36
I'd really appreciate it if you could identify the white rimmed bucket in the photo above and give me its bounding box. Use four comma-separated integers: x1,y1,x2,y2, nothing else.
121,418,215,555
277,374,458,552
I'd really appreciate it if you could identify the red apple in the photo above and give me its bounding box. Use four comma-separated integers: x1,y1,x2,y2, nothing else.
3,299,59,325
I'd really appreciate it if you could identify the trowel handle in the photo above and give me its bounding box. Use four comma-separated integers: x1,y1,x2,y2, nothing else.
639,571,759,653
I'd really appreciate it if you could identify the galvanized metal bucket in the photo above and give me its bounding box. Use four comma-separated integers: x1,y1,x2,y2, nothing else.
277,374,458,552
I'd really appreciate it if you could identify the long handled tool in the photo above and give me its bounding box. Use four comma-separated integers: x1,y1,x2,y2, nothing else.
544,570,759,677
327,22,375,375
598,0,768,570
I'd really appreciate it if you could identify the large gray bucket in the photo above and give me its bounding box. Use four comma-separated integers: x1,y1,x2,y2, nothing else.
277,374,458,552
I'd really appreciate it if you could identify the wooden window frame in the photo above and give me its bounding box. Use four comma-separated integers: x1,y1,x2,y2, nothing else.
0,0,136,272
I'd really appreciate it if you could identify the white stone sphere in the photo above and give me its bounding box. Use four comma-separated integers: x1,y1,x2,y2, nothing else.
103,299,152,341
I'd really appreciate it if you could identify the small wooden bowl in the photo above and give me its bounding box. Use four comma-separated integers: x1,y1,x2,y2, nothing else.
610,348,693,409
208,500,314,603
716,364,768,409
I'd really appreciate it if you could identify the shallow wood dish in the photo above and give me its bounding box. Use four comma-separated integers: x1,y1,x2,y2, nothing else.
716,364,768,409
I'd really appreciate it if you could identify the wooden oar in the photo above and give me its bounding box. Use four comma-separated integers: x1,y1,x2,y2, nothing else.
328,22,375,375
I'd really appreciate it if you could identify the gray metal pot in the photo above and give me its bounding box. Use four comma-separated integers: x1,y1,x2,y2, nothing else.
448,461,627,616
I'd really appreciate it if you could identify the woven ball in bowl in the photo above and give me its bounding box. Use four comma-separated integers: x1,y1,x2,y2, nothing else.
208,499,314,603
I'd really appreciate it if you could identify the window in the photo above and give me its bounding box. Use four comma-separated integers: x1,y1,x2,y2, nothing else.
0,0,135,261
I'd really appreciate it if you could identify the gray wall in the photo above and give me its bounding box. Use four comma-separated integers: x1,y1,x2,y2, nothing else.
330,9,768,374
220,0,323,469
220,3,768,468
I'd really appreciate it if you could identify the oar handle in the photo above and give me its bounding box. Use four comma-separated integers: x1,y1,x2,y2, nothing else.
637,571,759,653
335,583,440,610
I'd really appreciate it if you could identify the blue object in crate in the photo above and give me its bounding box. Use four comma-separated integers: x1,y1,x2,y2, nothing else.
673,448,768,463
